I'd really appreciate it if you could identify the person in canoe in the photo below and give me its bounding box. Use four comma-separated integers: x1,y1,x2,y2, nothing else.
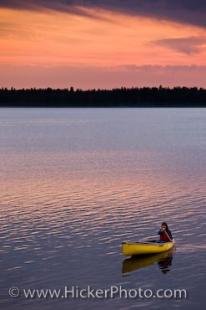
158,222,173,242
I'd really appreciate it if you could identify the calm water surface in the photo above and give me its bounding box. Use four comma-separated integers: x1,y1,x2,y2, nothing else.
0,108,206,310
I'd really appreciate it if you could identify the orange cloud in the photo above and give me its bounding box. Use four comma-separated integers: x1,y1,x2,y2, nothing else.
1,7,206,66
0,7,206,87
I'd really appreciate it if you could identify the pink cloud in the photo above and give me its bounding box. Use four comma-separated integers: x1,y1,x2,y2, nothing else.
153,36,206,55
1,64,206,88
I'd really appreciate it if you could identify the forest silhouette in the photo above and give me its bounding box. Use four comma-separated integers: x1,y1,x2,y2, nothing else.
0,86,206,107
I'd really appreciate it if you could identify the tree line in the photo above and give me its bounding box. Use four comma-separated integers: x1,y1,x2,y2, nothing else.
0,86,206,107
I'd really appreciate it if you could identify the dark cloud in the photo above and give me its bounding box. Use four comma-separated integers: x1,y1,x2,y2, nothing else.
152,36,206,54
1,1,206,27
0,1,97,18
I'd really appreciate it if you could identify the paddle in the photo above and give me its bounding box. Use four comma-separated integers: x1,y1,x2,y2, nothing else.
140,236,157,243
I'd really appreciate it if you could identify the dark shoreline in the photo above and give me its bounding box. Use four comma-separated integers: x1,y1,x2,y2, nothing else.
1,86,206,107
1,105,206,108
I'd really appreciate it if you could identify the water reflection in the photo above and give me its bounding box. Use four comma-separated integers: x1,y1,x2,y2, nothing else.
122,250,174,274
0,108,206,310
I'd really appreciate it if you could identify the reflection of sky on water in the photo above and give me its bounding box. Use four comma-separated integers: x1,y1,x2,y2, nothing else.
0,108,206,309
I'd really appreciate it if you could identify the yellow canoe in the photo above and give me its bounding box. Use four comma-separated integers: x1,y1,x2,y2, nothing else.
121,241,174,257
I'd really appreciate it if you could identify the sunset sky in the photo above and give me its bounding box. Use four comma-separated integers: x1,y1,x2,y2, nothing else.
0,0,206,88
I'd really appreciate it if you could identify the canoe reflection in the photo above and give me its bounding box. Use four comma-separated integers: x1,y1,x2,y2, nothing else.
122,250,173,274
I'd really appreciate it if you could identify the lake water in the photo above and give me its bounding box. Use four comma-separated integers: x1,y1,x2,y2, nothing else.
0,108,206,310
